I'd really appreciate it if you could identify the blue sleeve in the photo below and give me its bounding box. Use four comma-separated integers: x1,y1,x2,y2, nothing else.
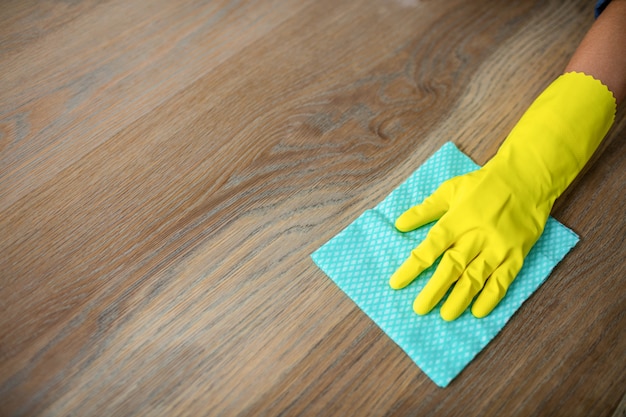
595,0,612,18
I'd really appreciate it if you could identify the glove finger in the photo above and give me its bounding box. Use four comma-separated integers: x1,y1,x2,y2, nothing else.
395,179,457,232
389,225,451,290
471,254,524,318
412,238,478,315
440,254,496,321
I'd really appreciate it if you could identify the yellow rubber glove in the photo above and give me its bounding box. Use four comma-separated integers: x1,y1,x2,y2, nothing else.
389,72,616,321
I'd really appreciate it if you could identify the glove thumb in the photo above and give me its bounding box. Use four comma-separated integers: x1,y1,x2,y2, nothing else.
395,177,458,232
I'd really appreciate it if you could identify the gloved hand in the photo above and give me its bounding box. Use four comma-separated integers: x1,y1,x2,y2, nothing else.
389,72,616,321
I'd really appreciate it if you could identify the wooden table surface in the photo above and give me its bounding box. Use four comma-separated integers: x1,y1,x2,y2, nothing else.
1,0,625,415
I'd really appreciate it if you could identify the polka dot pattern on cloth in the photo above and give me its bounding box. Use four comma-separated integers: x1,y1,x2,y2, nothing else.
311,142,579,387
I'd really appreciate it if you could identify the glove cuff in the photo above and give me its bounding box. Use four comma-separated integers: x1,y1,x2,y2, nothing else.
487,71,616,202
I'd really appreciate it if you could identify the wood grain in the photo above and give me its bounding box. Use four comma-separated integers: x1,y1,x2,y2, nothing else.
1,0,624,415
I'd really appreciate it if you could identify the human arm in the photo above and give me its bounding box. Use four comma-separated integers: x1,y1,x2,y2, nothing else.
389,2,624,321
566,0,626,105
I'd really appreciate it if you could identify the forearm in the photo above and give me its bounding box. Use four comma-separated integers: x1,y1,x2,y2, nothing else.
488,2,624,200
565,0,626,104
489,72,615,203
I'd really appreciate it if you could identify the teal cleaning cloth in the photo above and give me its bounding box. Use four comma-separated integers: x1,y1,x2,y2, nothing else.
311,142,579,387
